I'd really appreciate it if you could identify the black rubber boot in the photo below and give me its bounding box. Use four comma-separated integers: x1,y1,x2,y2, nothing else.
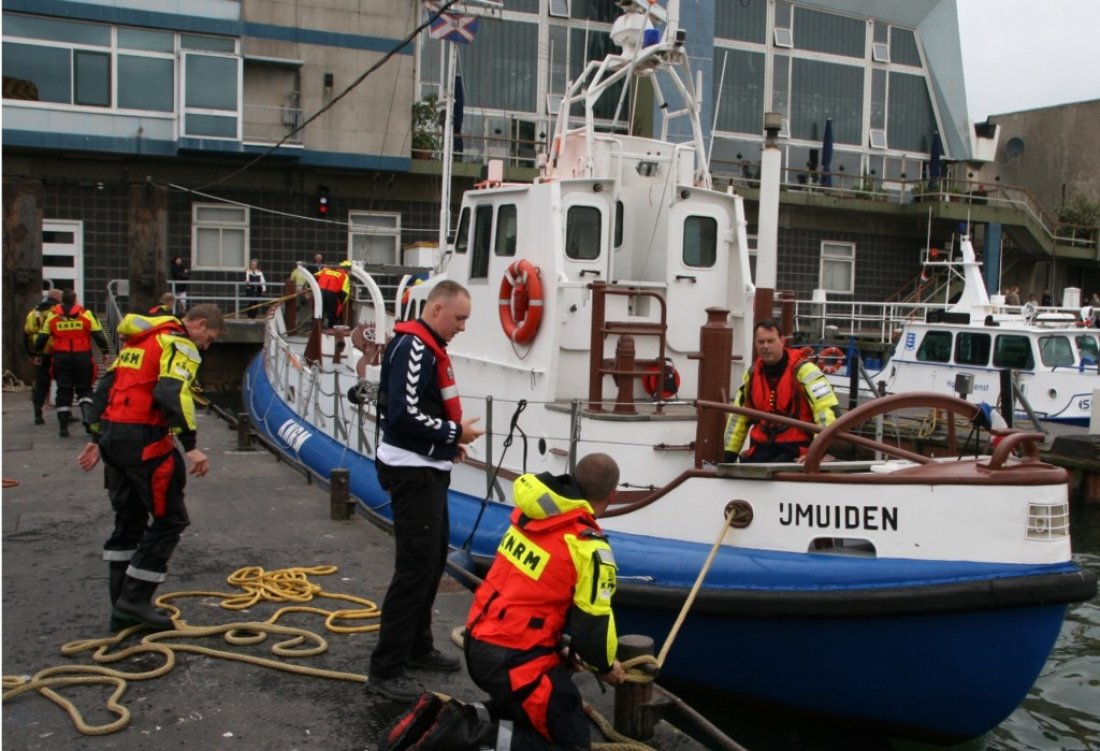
108,562,141,631
58,412,70,438
113,575,174,631
34,407,45,425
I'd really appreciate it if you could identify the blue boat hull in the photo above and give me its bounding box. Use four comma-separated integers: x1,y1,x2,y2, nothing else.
243,354,1093,741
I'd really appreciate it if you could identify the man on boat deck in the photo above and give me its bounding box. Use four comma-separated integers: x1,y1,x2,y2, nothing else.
315,259,351,328
723,319,839,463
367,280,484,703
466,453,626,751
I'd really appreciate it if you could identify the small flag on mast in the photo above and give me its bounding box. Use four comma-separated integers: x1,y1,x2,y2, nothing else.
424,1,480,44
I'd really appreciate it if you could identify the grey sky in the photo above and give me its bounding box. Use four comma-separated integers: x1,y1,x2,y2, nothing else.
956,0,1100,120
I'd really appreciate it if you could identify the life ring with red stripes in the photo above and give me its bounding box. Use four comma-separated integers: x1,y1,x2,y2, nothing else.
642,359,681,400
498,259,544,344
818,346,846,374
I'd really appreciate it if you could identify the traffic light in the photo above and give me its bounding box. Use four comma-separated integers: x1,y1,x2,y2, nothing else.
317,185,330,218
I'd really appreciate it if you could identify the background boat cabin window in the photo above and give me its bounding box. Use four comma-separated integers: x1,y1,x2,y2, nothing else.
954,332,991,366
192,204,248,270
1076,334,1098,365
992,335,1035,370
470,205,494,279
565,205,601,260
1038,335,1075,368
683,216,717,268
818,241,855,294
916,330,952,363
349,212,400,265
453,208,470,254
493,204,517,257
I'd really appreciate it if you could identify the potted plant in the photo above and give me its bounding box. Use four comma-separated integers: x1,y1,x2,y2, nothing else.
411,94,440,159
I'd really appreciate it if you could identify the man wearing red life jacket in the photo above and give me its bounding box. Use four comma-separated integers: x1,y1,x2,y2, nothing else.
76,305,223,631
315,260,351,327
723,319,839,463
35,289,110,437
465,453,626,750
366,280,484,703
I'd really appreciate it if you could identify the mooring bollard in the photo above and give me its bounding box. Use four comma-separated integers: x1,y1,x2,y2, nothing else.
236,412,254,450
614,633,658,741
330,468,351,520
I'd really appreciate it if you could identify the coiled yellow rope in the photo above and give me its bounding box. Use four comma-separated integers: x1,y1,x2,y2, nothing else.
2,565,379,736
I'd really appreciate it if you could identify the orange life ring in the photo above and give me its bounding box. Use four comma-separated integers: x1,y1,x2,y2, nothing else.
642,359,681,400
796,346,815,362
498,259,544,344
818,346,846,374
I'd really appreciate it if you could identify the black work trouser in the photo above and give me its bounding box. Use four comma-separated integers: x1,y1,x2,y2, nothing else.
320,290,343,328
31,355,52,410
369,461,450,680
99,423,190,580
53,351,94,417
465,637,590,751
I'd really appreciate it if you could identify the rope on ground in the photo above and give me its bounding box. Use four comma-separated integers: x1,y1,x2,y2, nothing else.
1,565,379,736
2,369,30,391
2,479,19,488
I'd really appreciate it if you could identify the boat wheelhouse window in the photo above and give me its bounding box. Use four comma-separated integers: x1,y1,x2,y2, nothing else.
494,204,517,257
453,208,470,254
683,216,717,268
469,205,494,279
1076,334,1098,365
916,330,951,363
993,335,1035,370
1038,335,1075,368
565,205,601,260
954,332,990,366
614,200,623,249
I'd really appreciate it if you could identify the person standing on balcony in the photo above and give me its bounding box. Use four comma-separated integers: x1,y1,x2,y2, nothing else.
243,259,267,319
170,256,191,311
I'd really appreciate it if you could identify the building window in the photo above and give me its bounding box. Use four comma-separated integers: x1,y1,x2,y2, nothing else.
790,58,863,145
349,212,401,265
565,205,601,260
183,51,240,139
193,204,248,270
548,0,569,18
818,241,854,294
773,28,793,48
683,216,717,268
2,14,181,114
712,48,766,135
793,7,865,58
887,71,935,153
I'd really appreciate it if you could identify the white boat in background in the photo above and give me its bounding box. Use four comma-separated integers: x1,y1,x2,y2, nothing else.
242,0,1097,742
811,235,1099,426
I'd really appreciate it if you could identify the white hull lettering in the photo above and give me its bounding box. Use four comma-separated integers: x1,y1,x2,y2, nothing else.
778,502,898,531
277,419,312,452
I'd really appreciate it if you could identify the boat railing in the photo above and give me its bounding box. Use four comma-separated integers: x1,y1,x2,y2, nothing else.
587,281,669,415
789,298,948,343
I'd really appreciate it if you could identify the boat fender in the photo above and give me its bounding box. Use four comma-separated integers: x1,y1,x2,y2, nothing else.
642,358,681,400
818,346,846,374
498,259,544,344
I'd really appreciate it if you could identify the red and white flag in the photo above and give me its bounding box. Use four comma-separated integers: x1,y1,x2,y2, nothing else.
424,2,480,44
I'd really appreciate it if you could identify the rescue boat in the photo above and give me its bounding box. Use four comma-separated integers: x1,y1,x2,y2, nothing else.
243,1,1096,741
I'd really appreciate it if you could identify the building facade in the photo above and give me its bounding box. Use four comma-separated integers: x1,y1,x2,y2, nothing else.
3,0,1094,379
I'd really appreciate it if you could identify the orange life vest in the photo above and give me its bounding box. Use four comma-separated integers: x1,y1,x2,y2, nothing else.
315,267,348,294
102,319,186,426
468,506,597,652
393,320,462,422
744,350,815,454
48,304,94,353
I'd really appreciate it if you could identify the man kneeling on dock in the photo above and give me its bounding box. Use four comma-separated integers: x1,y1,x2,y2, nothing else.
723,319,839,463
465,453,626,750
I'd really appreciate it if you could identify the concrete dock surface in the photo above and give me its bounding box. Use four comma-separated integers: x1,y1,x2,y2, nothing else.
1,397,707,751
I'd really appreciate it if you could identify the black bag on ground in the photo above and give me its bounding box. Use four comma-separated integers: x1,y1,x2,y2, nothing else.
379,693,497,751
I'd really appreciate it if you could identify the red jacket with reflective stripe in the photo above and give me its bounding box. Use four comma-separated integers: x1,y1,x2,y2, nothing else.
46,304,96,353
102,319,186,426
